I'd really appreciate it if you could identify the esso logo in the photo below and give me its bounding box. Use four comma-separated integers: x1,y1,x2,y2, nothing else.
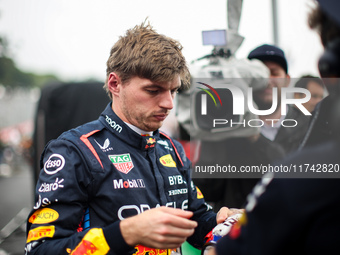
44,154,65,175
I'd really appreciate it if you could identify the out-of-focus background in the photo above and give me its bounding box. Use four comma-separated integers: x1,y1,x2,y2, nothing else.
0,0,322,254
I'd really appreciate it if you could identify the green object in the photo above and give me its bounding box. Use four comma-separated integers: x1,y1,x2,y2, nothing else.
181,241,201,255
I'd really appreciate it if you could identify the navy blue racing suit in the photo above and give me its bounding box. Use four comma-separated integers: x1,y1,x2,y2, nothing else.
25,103,217,255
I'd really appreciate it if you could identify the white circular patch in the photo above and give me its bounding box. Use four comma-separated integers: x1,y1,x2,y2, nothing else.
44,154,65,175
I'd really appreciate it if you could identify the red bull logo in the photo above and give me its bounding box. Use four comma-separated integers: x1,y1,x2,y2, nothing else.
134,245,176,255
196,186,204,199
71,240,98,255
146,138,156,144
69,228,110,255
145,138,156,149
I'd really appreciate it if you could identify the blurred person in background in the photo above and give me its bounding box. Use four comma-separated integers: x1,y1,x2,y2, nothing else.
299,48,340,147
206,0,340,254
248,44,310,154
176,57,286,209
293,74,325,113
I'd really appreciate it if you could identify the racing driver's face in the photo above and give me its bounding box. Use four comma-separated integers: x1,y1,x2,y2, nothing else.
109,74,181,132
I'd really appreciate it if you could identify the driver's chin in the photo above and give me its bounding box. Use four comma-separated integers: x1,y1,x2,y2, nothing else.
141,121,163,133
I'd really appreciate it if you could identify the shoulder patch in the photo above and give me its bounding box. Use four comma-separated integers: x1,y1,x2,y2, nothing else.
80,130,103,169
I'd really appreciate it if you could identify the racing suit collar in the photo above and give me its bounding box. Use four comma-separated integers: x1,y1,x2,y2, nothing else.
124,122,153,137
99,103,160,150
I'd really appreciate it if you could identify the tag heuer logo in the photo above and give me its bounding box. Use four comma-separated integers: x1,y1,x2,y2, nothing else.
109,153,134,174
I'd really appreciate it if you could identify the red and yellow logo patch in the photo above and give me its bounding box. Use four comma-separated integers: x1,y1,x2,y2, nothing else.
159,154,176,168
70,228,110,255
29,208,59,224
145,138,156,149
134,245,177,255
27,226,55,243
196,186,204,199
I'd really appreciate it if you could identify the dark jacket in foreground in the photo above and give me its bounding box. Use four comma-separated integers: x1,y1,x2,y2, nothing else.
216,141,340,255
272,105,310,154
300,96,340,149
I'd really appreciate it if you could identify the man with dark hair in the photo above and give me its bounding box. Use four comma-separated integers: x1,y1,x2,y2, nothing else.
206,1,340,254
25,22,238,255
294,75,324,113
247,44,310,154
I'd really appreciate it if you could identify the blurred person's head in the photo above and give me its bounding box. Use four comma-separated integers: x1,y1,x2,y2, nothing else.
309,0,340,95
294,75,325,112
309,0,340,135
248,44,290,110
309,0,340,48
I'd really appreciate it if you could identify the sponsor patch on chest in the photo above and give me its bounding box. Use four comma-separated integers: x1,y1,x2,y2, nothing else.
108,153,134,174
159,154,176,167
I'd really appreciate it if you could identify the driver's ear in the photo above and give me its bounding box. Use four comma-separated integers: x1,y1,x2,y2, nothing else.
108,72,122,97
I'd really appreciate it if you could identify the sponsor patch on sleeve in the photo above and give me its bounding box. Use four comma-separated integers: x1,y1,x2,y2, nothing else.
44,154,65,175
196,186,204,199
29,208,59,224
133,245,177,255
70,228,110,255
27,226,55,243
